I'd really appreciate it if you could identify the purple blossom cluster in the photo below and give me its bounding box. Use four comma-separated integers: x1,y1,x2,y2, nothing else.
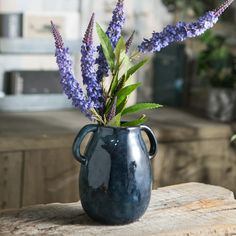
215,0,234,17
52,0,125,117
51,0,234,121
106,0,125,48
138,0,234,53
81,14,104,109
55,47,94,118
51,21,94,118
138,11,218,53
96,0,125,82
125,31,135,53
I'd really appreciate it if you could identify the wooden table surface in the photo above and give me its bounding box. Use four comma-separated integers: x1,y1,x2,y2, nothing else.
1,182,236,236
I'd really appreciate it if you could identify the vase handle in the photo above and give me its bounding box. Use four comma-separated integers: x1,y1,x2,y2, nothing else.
140,125,158,160
72,124,97,165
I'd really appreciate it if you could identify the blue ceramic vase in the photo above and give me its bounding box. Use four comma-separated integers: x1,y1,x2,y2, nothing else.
73,124,157,225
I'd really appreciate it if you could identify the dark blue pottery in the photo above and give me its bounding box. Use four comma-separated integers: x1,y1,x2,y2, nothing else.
73,124,157,225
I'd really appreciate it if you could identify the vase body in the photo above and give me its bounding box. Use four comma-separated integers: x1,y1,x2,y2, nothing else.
73,124,157,225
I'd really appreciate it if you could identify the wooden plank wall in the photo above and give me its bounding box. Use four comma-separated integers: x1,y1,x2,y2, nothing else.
0,152,23,209
152,140,236,192
0,148,80,210
22,148,80,206
0,136,235,210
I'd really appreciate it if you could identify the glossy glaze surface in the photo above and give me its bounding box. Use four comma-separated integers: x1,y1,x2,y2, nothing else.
73,125,157,225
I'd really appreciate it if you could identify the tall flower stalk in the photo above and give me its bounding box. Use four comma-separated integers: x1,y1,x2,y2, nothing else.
80,14,104,109
51,22,94,119
96,0,125,82
125,31,135,53
138,1,233,53
52,0,234,126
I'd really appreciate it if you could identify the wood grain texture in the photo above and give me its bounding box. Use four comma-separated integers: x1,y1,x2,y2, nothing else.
0,133,76,152
0,183,236,236
152,140,236,194
0,109,235,152
0,110,88,152
0,109,235,210
0,152,23,209
22,148,80,206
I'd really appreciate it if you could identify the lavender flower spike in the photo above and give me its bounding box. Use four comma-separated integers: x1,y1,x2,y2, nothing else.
215,0,234,17
107,96,117,122
51,21,64,49
81,14,104,109
96,0,125,82
51,21,94,118
138,0,234,53
106,0,125,48
126,31,135,53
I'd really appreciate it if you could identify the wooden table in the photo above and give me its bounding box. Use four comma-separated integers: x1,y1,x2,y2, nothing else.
1,183,236,236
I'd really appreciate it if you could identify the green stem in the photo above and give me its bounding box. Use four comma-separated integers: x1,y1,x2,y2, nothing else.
130,51,140,61
90,108,106,125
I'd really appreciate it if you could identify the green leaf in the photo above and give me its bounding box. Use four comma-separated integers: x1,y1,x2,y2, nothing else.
104,73,119,115
231,135,236,142
109,72,119,96
113,37,130,77
116,75,126,92
122,103,163,116
126,58,149,81
96,23,115,71
116,83,141,106
90,108,105,125
116,98,128,114
115,37,126,62
121,115,147,127
120,50,131,69
107,113,121,127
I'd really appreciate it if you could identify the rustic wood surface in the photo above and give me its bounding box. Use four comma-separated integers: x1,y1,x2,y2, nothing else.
22,148,80,206
0,108,235,152
0,152,23,209
0,148,80,210
0,108,235,210
0,183,236,236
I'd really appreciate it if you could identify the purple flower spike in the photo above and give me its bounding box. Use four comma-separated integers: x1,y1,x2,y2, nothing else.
96,0,125,83
56,48,94,118
51,21,64,49
107,97,117,122
214,0,234,17
126,31,135,53
83,13,95,45
106,0,125,48
138,0,234,53
81,14,104,109
51,21,94,118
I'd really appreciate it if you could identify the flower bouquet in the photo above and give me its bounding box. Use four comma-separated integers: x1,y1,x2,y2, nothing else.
51,0,234,127
51,0,234,225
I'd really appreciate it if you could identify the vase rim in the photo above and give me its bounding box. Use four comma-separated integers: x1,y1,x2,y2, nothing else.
96,123,142,131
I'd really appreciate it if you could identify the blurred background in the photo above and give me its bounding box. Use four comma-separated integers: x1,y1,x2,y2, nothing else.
0,0,236,210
